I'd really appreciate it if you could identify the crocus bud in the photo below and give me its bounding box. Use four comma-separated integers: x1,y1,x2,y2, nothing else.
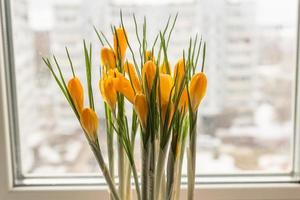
124,61,142,93
159,74,173,105
134,93,148,129
142,61,156,90
80,108,98,141
173,58,185,87
101,47,116,69
67,77,84,113
145,50,155,62
99,76,117,111
189,72,207,112
159,61,170,74
113,27,127,63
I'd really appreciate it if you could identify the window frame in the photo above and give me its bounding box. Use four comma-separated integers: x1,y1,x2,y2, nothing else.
1,0,300,199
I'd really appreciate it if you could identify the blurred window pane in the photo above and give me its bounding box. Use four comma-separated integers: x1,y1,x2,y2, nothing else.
11,0,298,176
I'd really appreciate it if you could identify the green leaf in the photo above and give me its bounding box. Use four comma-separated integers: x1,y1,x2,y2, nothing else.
120,11,142,80
83,40,95,110
65,47,76,77
93,25,105,46
43,58,79,119
166,13,178,48
201,42,206,72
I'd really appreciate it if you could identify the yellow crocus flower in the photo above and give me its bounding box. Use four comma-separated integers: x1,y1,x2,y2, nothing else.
124,61,142,93
99,76,117,111
142,61,156,90
189,72,207,112
113,27,127,63
158,74,174,128
80,108,98,141
67,77,84,114
101,47,116,69
159,74,173,105
134,93,148,129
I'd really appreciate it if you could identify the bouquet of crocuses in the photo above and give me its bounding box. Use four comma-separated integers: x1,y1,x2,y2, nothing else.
43,13,207,200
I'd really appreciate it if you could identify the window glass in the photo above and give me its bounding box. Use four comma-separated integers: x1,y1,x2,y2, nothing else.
11,0,298,175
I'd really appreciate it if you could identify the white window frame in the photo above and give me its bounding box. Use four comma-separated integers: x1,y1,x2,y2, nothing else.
2,0,300,199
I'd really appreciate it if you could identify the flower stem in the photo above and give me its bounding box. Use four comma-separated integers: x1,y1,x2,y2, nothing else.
149,139,156,200
154,148,168,200
118,139,126,199
141,142,149,200
166,150,175,200
107,132,115,200
159,173,166,200
117,94,126,200
91,144,120,200
173,138,187,200
187,120,197,200
125,159,132,200
131,160,142,200
105,104,115,200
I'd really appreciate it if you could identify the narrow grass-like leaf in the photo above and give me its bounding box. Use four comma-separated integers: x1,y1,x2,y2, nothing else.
113,26,123,69
52,55,81,117
166,13,178,48
159,32,171,74
142,16,147,64
191,34,198,70
120,11,141,80
53,55,68,90
83,40,95,110
100,30,113,49
93,25,105,46
201,42,206,72
151,33,159,51
133,14,144,67
195,35,202,68
43,58,79,119
65,47,75,77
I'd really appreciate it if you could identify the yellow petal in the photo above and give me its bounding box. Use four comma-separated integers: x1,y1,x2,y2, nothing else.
113,27,127,63
159,74,173,105
178,87,188,113
173,58,185,87
113,75,136,104
145,50,155,62
101,47,116,69
189,72,207,112
99,78,105,97
142,61,156,90
80,108,98,141
134,93,148,129
107,68,122,79
67,77,84,113
99,77,117,111
124,62,142,93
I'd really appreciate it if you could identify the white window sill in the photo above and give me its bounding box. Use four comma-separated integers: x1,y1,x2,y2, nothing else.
1,183,300,200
